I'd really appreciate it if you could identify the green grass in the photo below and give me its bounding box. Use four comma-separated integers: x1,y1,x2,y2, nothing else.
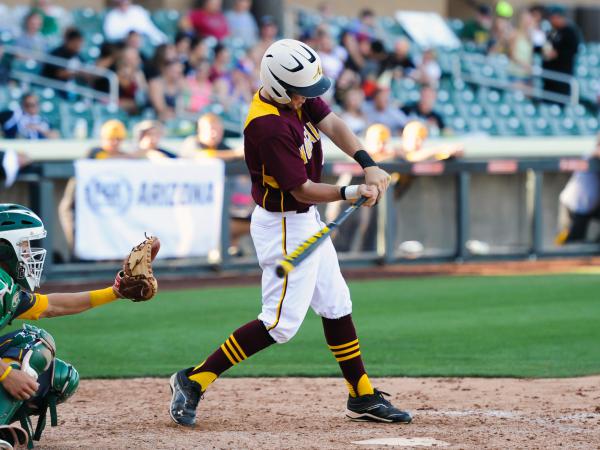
9,274,600,378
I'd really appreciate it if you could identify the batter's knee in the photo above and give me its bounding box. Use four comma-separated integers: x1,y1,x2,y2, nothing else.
268,322,302,344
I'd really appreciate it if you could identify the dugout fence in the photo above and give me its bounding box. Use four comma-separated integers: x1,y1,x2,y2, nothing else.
9,157,600,282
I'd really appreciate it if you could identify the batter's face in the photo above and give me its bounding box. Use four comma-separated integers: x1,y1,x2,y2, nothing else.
287,93,307,110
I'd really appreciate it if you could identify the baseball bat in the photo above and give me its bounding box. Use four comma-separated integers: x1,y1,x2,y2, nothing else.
275,196,368,278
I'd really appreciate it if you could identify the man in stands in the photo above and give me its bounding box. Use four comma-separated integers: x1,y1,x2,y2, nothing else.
181,0,229,41
363,87,408,135
542,6,580,101
40,27,84,85
0,93,59,139
104,0,167,45
401,85,447,136
460,4,493,49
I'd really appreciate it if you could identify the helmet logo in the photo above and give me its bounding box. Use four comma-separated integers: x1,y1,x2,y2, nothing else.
313,64,323,80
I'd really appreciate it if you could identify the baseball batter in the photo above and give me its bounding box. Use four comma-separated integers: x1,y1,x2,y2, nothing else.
170,39,412,425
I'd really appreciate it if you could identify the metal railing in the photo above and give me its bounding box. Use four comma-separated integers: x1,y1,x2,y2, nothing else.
4,45,119,106
13,157,600,283
451,52,580,105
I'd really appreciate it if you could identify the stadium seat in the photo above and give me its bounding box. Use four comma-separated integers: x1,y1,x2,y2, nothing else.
152,9,180,41
59,101,95,138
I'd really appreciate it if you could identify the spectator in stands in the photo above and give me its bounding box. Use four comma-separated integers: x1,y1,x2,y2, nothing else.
132,120,177,159
556,133,600,244
123,30,146,62
30,0,60,37
209,43,231,83
59,119,130,252
460,4,493,49
15,11,47,53
184,37,209,76
333,67,361,105
144,43,177,81
0,149,30,188
149,59,185,121
116,48,148,115
339,88,367,135
181,113,242,159
183,59,212,114
225,0,258,47
0,93,59,139
528,4,547,54
92,42,120,93
401,85,446,136
365,123,396,161
224,59,254,107
488,9,513,56
87,120,129,159
508,9,534,83
411,48,441,88
252,15,278,63
104,0,167,45
339,30,364,75
0,46,10,85
381,38,416,79
363,87,408,134
542,6,581,101
349,8,380,40
181,0,229,41
181,113,249,257
175,31,192,65
40,27,84,84
399,121,463,162
315,26,345,81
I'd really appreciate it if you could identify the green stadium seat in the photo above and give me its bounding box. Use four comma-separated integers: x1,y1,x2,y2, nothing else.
152,9,180,41
59,101,95,138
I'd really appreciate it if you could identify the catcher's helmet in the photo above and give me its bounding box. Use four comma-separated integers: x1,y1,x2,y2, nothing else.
0,204,47,291
260,39,332,104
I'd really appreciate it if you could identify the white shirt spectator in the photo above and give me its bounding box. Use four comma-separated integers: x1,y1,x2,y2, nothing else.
339,111,367,135
318,45,347,81
103,4,167,45
224,10,258,47
362,102,408,134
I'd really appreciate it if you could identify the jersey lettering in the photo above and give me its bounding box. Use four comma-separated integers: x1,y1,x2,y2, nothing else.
299,122,320,165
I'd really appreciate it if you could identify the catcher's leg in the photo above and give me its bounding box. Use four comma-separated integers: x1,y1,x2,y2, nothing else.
0,325,60,447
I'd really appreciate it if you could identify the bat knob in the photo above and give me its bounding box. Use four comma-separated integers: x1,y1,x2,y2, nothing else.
275,260,294,278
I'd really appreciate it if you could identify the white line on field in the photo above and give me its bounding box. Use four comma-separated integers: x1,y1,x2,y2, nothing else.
419,409,599,434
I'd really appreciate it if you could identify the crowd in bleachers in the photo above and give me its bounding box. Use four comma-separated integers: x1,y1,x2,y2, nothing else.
0,0,598,142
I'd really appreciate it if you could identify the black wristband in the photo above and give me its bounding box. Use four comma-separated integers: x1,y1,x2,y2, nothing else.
353,150,377,169
340,186,347,200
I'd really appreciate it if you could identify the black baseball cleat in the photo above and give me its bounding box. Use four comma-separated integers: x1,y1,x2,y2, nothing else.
346,389,413,423
169,369,203,426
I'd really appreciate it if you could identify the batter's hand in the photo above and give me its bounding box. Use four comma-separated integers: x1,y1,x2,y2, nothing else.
1,368,39,400
364,166,391,201
358,184,379,207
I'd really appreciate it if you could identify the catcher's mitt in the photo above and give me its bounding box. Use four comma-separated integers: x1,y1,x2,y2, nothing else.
113,235,160,301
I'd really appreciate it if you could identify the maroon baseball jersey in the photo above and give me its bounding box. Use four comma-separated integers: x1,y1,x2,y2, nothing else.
243,90,332,212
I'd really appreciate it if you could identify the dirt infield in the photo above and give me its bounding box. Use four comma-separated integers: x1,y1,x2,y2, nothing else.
37,376,600,449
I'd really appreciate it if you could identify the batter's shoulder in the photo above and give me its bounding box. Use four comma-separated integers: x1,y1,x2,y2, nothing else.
245,114,293,143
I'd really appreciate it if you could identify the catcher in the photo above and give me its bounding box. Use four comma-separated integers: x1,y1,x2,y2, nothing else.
0,203,158,449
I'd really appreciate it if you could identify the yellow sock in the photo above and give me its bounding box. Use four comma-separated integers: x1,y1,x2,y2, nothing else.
356,374,374,397
187,362,217,391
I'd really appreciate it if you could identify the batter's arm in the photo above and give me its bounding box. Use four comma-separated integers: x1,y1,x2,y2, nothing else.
317,112,391,197
291,180,377,206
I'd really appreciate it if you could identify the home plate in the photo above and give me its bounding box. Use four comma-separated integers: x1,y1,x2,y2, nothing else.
352,437,450,447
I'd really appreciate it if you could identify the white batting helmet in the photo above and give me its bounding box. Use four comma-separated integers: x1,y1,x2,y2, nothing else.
260,39,332,104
